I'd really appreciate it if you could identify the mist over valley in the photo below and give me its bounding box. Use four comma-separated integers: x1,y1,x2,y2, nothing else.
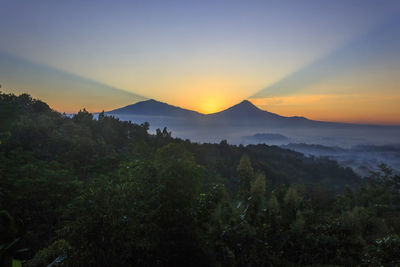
104,99,400,176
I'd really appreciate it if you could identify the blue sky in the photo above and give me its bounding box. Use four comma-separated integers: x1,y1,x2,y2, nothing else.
1,0,399,123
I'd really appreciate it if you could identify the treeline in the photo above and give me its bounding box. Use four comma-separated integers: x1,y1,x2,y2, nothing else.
1,92,400,266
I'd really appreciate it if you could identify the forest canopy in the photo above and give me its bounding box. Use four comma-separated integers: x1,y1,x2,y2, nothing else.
1,92,400,266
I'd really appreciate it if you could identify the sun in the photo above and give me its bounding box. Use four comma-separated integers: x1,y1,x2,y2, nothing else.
198,98,224,114
189,93,243,114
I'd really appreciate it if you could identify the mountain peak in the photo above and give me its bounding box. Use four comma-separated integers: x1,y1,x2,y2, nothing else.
107,98,202,117
144,99,160,103
228,99,261,112
206,99,286,121
237,100,258,108
240,99,252,104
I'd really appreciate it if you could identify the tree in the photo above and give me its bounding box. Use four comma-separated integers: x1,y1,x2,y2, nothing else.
153,143,209,266
247,172,266,223
236,153,254,200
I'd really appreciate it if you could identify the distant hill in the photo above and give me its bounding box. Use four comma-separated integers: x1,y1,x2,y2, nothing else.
281,143,400,177
107,99,203,118
105,98,400,146
208,100,282,120
205,100,314,127
242,133,291,145
282,143,347,154
108,99,315,126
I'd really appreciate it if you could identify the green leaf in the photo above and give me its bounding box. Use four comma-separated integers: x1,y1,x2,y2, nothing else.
12,259,22,267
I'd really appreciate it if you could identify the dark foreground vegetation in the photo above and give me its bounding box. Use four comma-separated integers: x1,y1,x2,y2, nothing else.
1,92,400,266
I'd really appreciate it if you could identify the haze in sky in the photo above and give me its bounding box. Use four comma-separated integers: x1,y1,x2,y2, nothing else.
1,0,400,124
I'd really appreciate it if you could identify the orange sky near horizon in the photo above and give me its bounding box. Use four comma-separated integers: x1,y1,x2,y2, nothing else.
249,94,400,126
1,1,400,126
3,85,400,126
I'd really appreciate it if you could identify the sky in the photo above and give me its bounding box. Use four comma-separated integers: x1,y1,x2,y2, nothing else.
1,0,400,124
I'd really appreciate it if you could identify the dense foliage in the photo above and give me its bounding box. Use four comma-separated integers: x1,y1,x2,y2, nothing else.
1,92,400,266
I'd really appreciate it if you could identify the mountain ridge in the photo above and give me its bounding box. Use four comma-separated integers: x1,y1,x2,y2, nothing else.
207,100,285,121
104,98,400,146
106,98,400,128
107,98,311,122
106,99,203,118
